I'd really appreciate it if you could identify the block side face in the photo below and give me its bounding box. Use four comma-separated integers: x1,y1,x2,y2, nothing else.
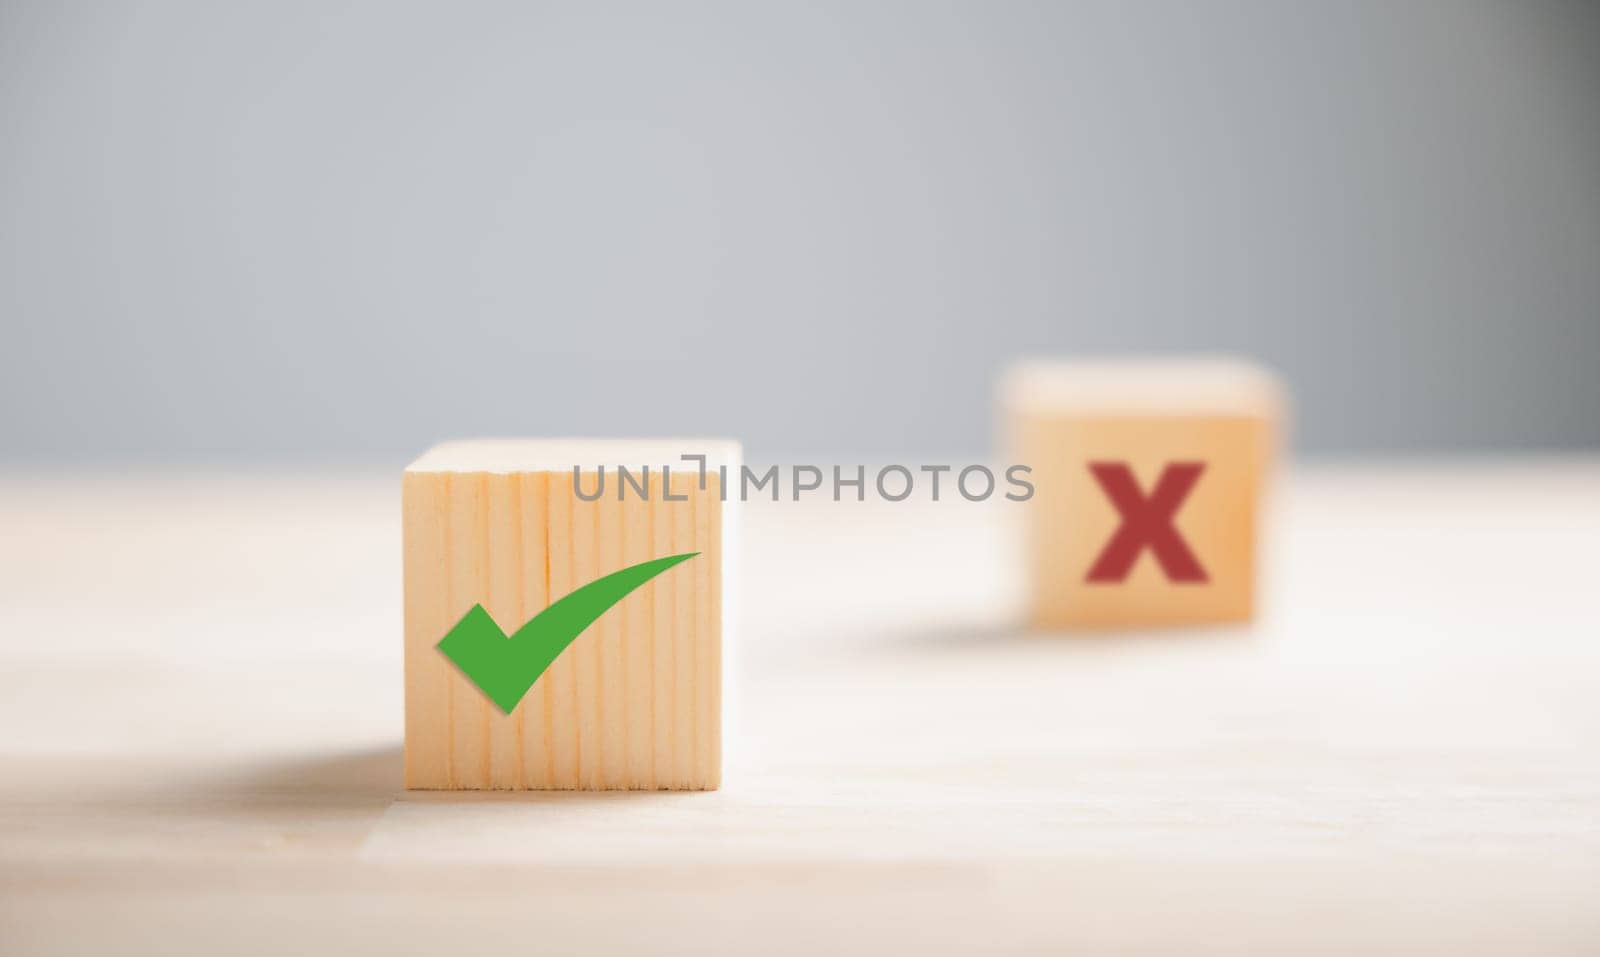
403,466,723,790
696,473,723,790
402,472,452,788
1013,414,1273,629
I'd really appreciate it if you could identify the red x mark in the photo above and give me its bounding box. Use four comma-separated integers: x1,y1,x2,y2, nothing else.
1085,461,1208,583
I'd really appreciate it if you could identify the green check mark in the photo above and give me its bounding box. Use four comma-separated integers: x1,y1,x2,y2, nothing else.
436,552,699,714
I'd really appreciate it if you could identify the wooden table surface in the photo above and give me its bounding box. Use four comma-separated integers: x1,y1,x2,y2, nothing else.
2,461,1597,954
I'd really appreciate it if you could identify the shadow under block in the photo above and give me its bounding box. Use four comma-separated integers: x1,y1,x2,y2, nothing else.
403,439,738,790
1003,358,1285,629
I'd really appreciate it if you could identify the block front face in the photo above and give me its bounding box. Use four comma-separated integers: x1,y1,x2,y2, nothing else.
1013,414,1273,628
403,447,729,790
1003,359,1283,630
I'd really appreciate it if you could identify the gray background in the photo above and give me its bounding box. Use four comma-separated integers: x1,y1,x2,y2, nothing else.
2,0,1596,464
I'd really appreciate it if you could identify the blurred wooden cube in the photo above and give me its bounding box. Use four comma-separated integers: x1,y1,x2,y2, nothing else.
403,438,738,790
1002,358,1285,629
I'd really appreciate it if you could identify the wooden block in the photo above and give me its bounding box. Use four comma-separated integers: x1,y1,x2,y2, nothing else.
403,438,738,789
1001,358,1285,629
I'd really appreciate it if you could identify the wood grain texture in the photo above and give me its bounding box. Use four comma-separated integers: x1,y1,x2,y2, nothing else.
1,463,1597,954
1003,357,1284,628
403,441,731,790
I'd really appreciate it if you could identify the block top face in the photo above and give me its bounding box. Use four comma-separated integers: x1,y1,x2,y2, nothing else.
1001,357,1284,419
405,438,742,475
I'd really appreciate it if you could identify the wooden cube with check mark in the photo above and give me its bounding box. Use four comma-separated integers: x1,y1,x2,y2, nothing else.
1002,359,1285,629
403,439,738,790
